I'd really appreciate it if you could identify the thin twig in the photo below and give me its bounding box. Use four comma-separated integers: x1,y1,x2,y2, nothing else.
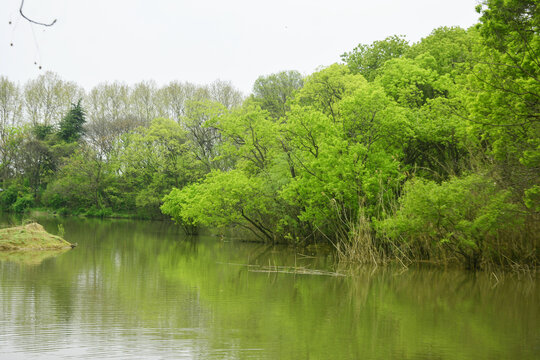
20,0,57,27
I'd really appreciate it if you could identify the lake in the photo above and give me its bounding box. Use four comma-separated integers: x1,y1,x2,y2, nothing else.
0,216,538,359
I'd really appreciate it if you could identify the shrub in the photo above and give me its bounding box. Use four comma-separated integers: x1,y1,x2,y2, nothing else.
378,174,522,268
0,184,23,210
85,206,113,218
12,194,35,213
42,192,67,210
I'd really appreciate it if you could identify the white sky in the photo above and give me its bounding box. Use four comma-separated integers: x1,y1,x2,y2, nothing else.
1,0,480,95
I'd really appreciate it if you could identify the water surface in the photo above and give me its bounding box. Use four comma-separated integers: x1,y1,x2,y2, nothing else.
0,217,538,359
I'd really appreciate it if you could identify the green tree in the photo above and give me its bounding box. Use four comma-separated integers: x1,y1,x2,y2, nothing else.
130,80,159,125
0,126,26,188
406,27,480,77
251,70,304,119
209,79,244,110
182,99,226,171
282,78,409,239
84,82,137,157
162,105,290,240
23,71,84,126
341,35,410,81
58,100,86,142
43,146,113,211
465,0,539,209
295,64,366,121
376,56,469,180
0,76,22,130
116,118,197,216
162,170,278,241
155,81,209,121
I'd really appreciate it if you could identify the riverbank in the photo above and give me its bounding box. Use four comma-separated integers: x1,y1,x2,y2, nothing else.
1,209,537,272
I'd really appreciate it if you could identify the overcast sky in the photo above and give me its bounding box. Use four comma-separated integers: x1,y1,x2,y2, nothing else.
1,0,480,95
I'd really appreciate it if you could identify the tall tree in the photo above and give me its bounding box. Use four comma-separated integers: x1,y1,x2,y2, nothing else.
182,99,226,171
406,27,480,77
0,77,23,184
208,79,244,110
155,81,209,122
58,100,86,143
23,72,84,125
252,70,304,119
85,82,138,158
468,0,540,209
0,76,22,130
130,80,159,125
341,35,410,81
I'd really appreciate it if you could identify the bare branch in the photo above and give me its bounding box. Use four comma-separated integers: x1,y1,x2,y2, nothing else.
19,0,57,27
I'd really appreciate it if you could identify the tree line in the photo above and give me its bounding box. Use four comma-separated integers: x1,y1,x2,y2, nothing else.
0,76,244,214
1,0,538,269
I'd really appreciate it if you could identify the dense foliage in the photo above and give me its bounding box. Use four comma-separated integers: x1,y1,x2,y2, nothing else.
1,0,538,269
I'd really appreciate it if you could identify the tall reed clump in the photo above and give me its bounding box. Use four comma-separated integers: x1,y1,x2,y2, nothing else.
326,199,387,266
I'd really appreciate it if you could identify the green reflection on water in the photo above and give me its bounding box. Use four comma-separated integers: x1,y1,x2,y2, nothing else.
0,216,538,359
0,248,70,265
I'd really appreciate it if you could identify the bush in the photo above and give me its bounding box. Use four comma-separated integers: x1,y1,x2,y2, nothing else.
0,185,34,213
11,194,35,213
0,184,22,210
42,191,67,210
85,206,113,218
378,174,522,268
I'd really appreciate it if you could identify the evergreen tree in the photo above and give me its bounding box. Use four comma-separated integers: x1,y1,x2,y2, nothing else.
58,100,86,142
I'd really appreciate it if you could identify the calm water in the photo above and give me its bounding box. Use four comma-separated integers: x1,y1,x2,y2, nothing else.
0,216,538,359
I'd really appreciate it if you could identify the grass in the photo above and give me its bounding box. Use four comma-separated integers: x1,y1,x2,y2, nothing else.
0,222,73,251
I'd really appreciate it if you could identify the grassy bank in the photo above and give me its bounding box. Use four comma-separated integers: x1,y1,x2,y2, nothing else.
0,223,73,251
